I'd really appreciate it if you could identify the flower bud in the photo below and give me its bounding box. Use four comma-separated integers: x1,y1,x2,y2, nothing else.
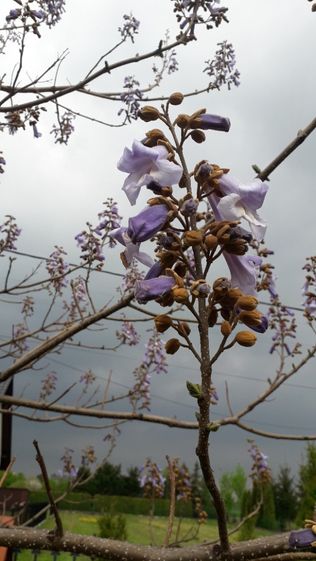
165,338,181,354
183,230,203,246
145,128,166,140
154,314,173,333
235,331,257,347
205,234,218,250
178,321,191,337
172,286,189,303
169,92,184,105
175,114,190,128
227,288,243,302
221,321,232,337
236,295,258,311
138,106,160,122
190,130,206,144
213,277,230,298
239,310,263,328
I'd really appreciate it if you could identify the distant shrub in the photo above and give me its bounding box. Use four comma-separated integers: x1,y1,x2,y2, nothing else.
98,512,127,541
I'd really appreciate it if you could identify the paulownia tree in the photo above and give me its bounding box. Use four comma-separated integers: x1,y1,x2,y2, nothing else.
1,1,316,560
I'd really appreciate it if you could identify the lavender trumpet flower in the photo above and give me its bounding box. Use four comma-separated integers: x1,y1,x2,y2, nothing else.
118,140,182,205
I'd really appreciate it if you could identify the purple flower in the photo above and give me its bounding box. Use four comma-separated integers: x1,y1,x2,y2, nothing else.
289,529,316,549
209,174,268,241
118,140,182,205
224,252,261,296
135,276,175,304
191,113,230,132
110,204,168,267
32,124,42,138
250,314,268,334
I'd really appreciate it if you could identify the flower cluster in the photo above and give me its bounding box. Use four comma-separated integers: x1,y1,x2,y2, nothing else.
75,225,105,266
139,459,165,498
130,330,167,410
248,441,271,484
204,41,240,90
174,460,192,502
116,320,140,346
51,111,75,144
11,323,29,353
302,256,316,319
173,0,229,37
0,215,21,254
80,369,96,393
118,75,143,122
46,245,69,294
120,261,144,293
118,13,140,42
21,296,35,318
115,97,269,361
95,199,122,247
64,276,88,320
60,448,78,478
39,371,58,401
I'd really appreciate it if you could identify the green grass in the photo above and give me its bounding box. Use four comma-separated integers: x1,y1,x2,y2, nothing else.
17,511,275,561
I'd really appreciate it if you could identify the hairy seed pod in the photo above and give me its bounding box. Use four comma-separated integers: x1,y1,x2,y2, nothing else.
221,321,232,337
165,338,181,354
169,92,184,105
138,106,160,122
154,314,173,333
190,130,206,144
235,331,257,347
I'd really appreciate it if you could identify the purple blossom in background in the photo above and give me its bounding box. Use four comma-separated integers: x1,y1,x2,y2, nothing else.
0,215,21,254
46,246,69,294
118,13,140,42
80,369,96,393
144,330,168,375
95,199,122,247
11,323,29,353
75,225,105,265
302,257,316,318
38,0,66,27
118,140,182,205
209,174,268,241
21,296,34,318
118,75,143,122
204,40,240,90
116,320,140,346
130,331,167,410
39,371,58,401
51,111,75,144
6,9,21,22
139,459,165,498
60,448,78,479
174,0,228,35
248,441,271,482
120,261,144,293
135,275,176,304
32,123,42,139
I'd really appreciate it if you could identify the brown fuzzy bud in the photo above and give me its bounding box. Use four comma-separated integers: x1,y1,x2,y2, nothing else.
205,234,218,250
239,310,263,328
183,230,203,246
208,307,218,327
175,114,190,128
146,128,166,141
172,287,189,303
178,321,191,337
236,295,258,311
154,314,173,333
221,308,231,321
169,92,184,105
227,288,243,302
165,338,181,354
221,321,232,337
138,106,160,122
235,331,257,347
190,130,206,144
213,277,230,298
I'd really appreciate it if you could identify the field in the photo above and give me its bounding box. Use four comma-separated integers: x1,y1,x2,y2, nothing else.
16,511,274,561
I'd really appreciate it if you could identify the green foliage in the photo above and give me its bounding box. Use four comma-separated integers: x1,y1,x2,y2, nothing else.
237,489,257,541
98,512,128,541
256,482,277,531
78,462,141,497
273,465,298,530
0,471,27,488
219,465,247,521
29,491,195,517
296,444,316,525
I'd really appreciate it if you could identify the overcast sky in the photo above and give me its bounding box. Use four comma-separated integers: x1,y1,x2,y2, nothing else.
1,0,316,482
